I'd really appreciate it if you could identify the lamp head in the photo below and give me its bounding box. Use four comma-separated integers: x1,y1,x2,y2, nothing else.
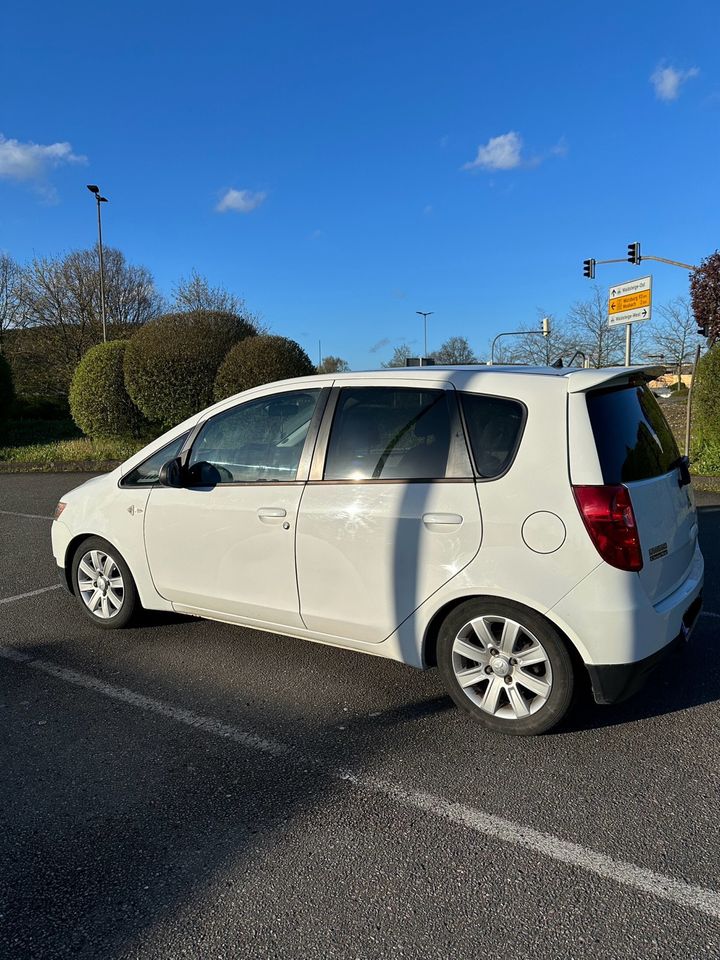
86,184,99,194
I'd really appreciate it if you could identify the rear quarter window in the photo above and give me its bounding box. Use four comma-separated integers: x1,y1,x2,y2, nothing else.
460,393,525,478
586,384,680,483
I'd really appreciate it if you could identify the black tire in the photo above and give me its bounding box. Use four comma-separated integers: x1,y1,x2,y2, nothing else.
71,536,139,629
437,597,575,736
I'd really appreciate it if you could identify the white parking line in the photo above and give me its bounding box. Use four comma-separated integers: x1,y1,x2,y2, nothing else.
2,644,720,921
0,584,62,605
701,610,720,620
0,509,54,521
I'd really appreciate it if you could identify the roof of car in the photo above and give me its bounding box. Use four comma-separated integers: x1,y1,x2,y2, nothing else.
308,364,666,394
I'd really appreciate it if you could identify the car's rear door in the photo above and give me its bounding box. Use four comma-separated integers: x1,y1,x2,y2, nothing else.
295,379,482,644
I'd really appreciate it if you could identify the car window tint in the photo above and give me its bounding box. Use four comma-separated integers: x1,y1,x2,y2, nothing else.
188,390,320,484
460,393,525,478
586,383,680,483
324,387,456,480
121,433,189,486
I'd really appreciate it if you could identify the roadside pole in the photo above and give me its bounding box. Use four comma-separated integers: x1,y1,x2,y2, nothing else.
685,343,702,458
625,323,632,366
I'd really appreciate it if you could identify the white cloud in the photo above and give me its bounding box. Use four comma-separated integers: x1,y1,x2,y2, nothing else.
463,131,523,171
0,133,87,182
216,188,267,214
650,64,699,101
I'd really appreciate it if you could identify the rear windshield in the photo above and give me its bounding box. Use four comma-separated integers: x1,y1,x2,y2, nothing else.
586,383,680,484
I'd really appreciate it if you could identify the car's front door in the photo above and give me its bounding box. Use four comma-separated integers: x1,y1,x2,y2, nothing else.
143,387,325,628
295,381,483,644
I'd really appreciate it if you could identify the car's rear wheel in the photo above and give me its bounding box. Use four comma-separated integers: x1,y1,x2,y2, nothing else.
71,537,138,629
437,598,575,735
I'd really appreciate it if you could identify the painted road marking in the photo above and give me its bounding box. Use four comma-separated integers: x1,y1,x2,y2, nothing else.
0,509,53,521
0,584,62,605
2,644,720,921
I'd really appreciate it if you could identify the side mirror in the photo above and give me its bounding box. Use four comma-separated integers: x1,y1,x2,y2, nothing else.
158,456,184,488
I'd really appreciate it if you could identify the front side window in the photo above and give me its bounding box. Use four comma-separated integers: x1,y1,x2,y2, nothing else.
121,432,189,487
460,393,525,479
324,387,466,480
187,390,320,484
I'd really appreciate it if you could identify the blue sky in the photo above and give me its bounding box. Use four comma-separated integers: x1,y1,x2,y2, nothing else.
2,1,719,368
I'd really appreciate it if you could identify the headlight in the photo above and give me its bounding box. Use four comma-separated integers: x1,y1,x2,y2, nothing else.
54,501,67,521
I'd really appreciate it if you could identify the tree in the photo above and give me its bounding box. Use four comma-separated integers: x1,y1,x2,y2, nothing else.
214,335,315,400
690,251,720,343
0,351,14,420
16,247,162,398
0,254,25,347
567,286,629,367
317,355,350,373
431,336,476,364
171,269,265,331
124,311,257,427
648,297,699,377
381,343,414,368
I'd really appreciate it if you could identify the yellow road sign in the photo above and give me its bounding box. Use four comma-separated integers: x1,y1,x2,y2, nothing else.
607,276,653,326
608,289,651,314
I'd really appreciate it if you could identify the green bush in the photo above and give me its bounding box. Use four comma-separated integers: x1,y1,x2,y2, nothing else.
0,352,15,421
69,340,146,439
693,346,720,445
214,335,315,401
693,438,720,475
124,311,256,427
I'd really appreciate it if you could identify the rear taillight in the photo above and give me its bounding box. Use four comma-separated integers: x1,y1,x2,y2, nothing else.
572,484,643,572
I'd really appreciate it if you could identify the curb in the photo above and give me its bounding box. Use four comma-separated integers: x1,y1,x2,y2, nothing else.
0,460,122,474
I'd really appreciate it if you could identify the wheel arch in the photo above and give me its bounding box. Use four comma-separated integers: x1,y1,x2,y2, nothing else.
422,593,589,683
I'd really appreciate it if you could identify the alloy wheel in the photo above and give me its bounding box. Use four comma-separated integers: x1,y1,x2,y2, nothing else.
77,549,125,620
451,615,553,720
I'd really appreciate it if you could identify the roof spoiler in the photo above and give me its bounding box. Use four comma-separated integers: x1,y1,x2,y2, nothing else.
566,365,666,394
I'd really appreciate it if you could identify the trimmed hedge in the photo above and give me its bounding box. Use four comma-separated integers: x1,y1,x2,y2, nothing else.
214,335,315,401
694,345,720,445
124,311,256,427
69,340,145,438
0,351,16,421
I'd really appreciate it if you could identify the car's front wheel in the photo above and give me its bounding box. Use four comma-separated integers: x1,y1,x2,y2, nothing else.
71,537,138,629
437,598,575,736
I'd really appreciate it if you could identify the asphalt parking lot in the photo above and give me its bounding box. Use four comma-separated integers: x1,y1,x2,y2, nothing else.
2,473,720,959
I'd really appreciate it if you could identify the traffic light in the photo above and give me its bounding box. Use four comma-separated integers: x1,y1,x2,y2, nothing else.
627,242,641,265
583,258,595,279
698,324,707,338
541,317,551,338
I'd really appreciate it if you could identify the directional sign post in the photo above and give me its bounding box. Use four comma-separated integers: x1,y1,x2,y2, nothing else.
608,276,652,366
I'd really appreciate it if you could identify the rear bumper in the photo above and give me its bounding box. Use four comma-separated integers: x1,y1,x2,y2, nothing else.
548,542,704,702
587,593,702,704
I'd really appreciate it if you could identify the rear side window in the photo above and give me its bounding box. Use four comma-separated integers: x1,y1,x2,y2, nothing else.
323,387,469,480
121,432,189,487
460,393,525,478
586,384,680,483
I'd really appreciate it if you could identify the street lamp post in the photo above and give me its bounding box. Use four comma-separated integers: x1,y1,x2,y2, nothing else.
87,184,109,343
416,311,433,357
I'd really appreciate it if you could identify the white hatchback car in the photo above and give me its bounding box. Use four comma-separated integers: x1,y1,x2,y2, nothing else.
52,366,704,734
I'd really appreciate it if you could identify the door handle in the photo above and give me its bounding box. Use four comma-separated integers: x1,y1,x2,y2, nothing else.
257,507,287,521
422,513,463,526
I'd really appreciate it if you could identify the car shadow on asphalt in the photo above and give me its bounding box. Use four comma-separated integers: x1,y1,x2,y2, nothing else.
0,637,459,959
